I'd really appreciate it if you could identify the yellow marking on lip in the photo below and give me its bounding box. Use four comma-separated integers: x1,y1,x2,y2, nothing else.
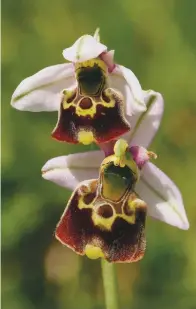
78,197,93,210
92,211,115,231
63,100,75,110
78,192,138,229
91,211,137,229
76,95,116,117
75,58,107,73
78,131,94,145
120,213,135,224
85,244,104,259
76,101,97,117
62,89,76,110
62,89,116,118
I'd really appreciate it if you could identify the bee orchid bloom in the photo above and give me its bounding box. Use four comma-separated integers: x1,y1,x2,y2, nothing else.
11,29,156,145
42,140,189,263
54,140,148,263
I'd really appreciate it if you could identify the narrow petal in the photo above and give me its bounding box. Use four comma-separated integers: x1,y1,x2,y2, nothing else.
108,70,135,116
63,35,107,63
104,87,164,148
135,162,189,230
110,65,146,115
125,90,164,148
11,63,75,112
41,151,103,190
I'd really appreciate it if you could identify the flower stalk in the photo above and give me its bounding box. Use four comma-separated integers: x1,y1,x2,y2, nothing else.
101,259,119,309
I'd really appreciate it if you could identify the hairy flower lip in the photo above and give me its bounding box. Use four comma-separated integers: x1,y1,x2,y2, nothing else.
51,85,131,145
55,180,147,262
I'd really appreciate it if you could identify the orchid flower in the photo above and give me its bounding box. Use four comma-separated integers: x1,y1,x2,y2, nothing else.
41,132,189,263
54,139,149,263
11,29,154,145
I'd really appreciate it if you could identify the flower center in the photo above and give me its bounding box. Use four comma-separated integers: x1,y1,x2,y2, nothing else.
101,163,137,202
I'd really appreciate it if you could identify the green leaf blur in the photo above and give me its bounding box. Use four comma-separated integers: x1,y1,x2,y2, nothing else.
2,0,196,308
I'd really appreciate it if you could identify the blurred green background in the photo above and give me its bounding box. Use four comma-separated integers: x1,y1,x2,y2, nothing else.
2,0,196,308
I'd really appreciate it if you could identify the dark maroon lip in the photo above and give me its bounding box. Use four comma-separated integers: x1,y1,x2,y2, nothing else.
55,179,147,263
52,87,131,145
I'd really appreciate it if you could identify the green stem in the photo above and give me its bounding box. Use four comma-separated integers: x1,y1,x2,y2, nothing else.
101,259,119,309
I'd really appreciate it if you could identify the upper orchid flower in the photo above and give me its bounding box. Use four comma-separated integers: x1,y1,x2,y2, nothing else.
11,29,153,145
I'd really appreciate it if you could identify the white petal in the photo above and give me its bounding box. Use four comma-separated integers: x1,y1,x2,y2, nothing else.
63,35,107,63
124,90,164,148
110,65,146,115
11,63,75,112
42,151,103,190
136,162,189,230
108,71,134,115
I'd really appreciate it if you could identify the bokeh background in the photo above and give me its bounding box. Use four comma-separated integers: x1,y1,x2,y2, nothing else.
2,0,196,308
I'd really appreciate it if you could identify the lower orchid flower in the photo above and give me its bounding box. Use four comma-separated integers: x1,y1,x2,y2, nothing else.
41,138,189,263
11,29,161,145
